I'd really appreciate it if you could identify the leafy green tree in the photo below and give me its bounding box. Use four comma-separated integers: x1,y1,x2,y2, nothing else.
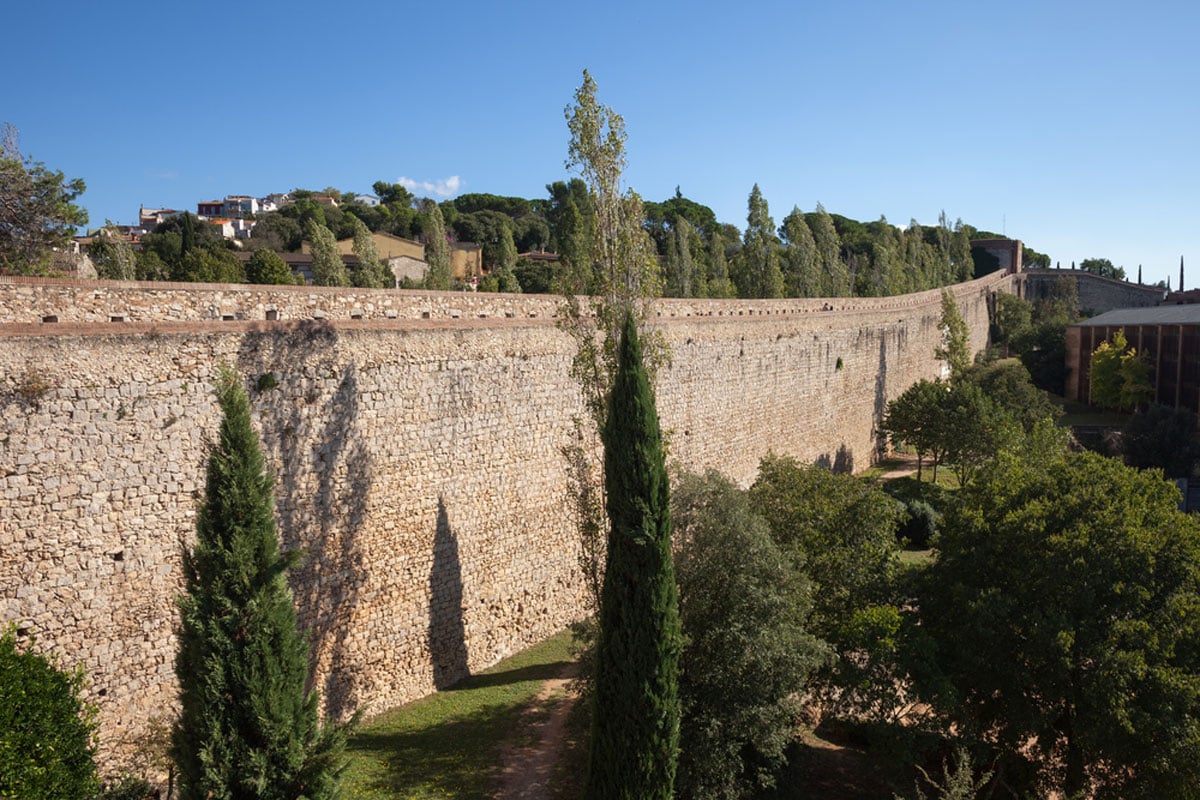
246,249,294,285
88,224,137,280
964,359,1061,433
948,220,975,282
1079,256,1125,280
934,290,970,383
748,455,904,718
174,366,349,800
781,206,820,297
560,69,662,424
921,451,1200,799
737,185,783,298
545,178,594,288
1089,329,1152,411
991,292,1032,351
250,213,304,252
1013,322,1069,394
173,247,246,284
704,229,736,298
938,380,1021,487
881,379,949,481
810,203,848,297
135,248,170,281
488,219,521,292
0,123,88,274
421,201,452,290
663,218,696,298
672,470,827,800
349,217,389,288
587,312,681,800
306,219,349,287
1123,404,1200,478
371,180,415,208
0,628,99,800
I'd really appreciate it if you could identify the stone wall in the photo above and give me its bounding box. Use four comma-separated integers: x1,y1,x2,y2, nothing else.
0,272,1006,768
1019,269,1165,314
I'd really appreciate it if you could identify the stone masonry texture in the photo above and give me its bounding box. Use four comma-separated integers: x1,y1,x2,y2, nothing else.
0,272,1007,769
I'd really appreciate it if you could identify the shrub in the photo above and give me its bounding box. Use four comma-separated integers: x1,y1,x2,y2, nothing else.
898,499,940,549
0,627,99,800
97,775,154,800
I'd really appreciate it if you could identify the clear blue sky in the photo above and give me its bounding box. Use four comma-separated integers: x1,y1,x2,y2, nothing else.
7,0,1198,288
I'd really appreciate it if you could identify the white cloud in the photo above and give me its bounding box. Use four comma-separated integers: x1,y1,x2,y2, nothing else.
397,175,462,198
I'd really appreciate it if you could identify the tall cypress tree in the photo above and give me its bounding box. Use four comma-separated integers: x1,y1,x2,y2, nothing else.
173,366,347,800
585,312,681,800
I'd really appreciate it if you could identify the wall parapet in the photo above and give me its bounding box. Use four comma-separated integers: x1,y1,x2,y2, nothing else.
0,271,1012,329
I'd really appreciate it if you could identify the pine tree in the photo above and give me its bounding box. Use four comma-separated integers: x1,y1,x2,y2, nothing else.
585,312,681,800
173,366,348,800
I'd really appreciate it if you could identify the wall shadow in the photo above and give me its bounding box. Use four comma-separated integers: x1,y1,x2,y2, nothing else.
429,495,469,690
236,322,371,721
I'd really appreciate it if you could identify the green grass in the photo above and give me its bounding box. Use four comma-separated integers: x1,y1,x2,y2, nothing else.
898,548,934,567
342,630,575,800
858,457,909,480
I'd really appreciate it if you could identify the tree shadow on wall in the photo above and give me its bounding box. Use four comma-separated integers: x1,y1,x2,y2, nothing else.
236,322,371,721
430,495,469,690
815,445,854,475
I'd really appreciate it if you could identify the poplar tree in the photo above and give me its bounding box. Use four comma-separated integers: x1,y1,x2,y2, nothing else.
935,289,971,383
739,184,784,298
174,366,348,800
781,206,819,297
810,203,847,296
586,311,681,800
306,219,349,287
350,216,388,288
422,201,452,290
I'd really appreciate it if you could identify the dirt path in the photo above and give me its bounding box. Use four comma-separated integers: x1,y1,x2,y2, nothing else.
874,452,921,482
496,671,578,799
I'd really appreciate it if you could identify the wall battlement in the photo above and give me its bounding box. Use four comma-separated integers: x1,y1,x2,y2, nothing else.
0,272,1010,767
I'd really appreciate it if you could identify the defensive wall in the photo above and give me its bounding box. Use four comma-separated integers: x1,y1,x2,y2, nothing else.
0,271,1008,767
1017,268,1165,314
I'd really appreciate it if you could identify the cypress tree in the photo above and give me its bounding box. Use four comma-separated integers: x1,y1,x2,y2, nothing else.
173,365,347,800
585,312,681,800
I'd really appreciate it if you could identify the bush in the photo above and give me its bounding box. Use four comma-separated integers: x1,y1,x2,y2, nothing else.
0,627,99,800
97,775,154,800
898,499,940,549
673,470,828,799
883,476,951,514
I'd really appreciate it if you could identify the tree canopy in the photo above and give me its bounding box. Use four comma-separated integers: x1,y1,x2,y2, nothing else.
921,451,1200,798
0,123,87,274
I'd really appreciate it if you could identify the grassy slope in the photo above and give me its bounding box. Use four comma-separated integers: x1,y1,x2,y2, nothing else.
343,631,574,800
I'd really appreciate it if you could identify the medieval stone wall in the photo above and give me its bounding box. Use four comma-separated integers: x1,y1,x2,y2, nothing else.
1019,269,1165,314
0,272,1006,767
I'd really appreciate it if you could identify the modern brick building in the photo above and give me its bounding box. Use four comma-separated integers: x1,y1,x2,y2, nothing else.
1066,305,1200,412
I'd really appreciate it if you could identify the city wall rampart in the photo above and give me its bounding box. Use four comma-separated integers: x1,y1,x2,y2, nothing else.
0,272,1007,766
1018,268,1165,314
